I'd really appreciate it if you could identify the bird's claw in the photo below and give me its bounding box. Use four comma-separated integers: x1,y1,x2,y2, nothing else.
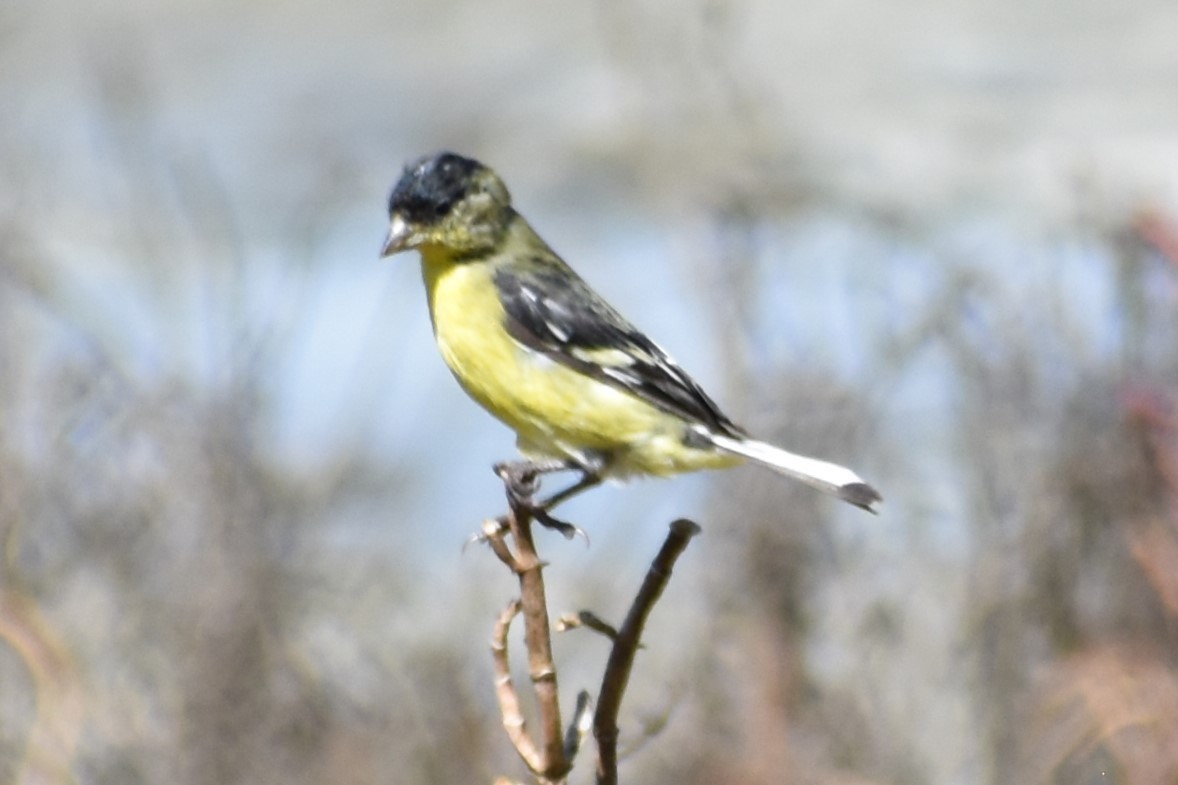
533,508,590,546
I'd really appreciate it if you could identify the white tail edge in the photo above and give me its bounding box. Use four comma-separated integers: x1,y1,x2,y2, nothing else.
708,433,882,512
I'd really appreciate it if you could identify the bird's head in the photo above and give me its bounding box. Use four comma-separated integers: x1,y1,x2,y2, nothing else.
381,152,514,258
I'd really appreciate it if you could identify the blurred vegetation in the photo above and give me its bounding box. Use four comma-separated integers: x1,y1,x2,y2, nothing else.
2,0,1178,784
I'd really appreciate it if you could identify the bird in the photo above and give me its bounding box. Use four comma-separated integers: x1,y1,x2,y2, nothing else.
380,152,881,514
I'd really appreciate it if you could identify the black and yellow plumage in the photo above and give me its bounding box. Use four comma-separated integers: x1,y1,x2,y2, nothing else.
382,152,881,512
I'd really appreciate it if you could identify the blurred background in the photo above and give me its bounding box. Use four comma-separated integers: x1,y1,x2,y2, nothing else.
2,0,1178,783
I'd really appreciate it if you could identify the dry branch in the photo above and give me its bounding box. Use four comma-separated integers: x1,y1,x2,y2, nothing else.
484,463,702,785
594,519,701,785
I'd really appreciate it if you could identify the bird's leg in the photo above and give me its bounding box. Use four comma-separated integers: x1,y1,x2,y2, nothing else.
527,470,603,542
537,472,603,512
489,459,594,541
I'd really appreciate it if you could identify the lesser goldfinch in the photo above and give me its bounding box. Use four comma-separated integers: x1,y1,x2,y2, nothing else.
381,152,881,512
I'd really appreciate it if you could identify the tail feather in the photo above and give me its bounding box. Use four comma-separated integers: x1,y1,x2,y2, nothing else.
707,433,882,512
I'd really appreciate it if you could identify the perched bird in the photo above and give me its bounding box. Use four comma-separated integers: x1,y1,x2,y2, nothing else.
381,152,881,513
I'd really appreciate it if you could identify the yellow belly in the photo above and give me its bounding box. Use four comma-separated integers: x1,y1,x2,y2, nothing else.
421,251,739,478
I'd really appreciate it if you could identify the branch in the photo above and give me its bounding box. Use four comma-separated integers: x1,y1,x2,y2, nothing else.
497,464,569,782
556,611,622,642
484,463,701,784
491,598,541,771
593,519,702,785
564,690,594,763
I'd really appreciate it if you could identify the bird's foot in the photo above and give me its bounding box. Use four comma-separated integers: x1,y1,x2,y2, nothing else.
531,507,589,543
494,460,542,505
489,459,591,544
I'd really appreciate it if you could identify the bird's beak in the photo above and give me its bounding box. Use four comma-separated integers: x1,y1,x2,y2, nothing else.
381,213,415,257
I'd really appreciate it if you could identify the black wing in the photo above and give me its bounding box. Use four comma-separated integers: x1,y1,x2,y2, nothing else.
495,260,745,438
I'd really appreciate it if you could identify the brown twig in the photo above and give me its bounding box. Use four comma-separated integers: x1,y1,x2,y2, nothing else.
497,464,569,782
478,518,520,571
564,690,594,763
556,610,621,642
485,464,701,784
593,518,702,785
491,598,541,771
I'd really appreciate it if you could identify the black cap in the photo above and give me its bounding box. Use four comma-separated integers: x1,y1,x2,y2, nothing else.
387,152,484,223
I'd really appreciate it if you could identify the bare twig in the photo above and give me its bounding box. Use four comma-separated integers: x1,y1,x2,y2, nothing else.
497,463,569,782
564,690,594,763
491,599,541,771
556,610,621,642
478,518,520,571
485,465,701,784
594,519,702,785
